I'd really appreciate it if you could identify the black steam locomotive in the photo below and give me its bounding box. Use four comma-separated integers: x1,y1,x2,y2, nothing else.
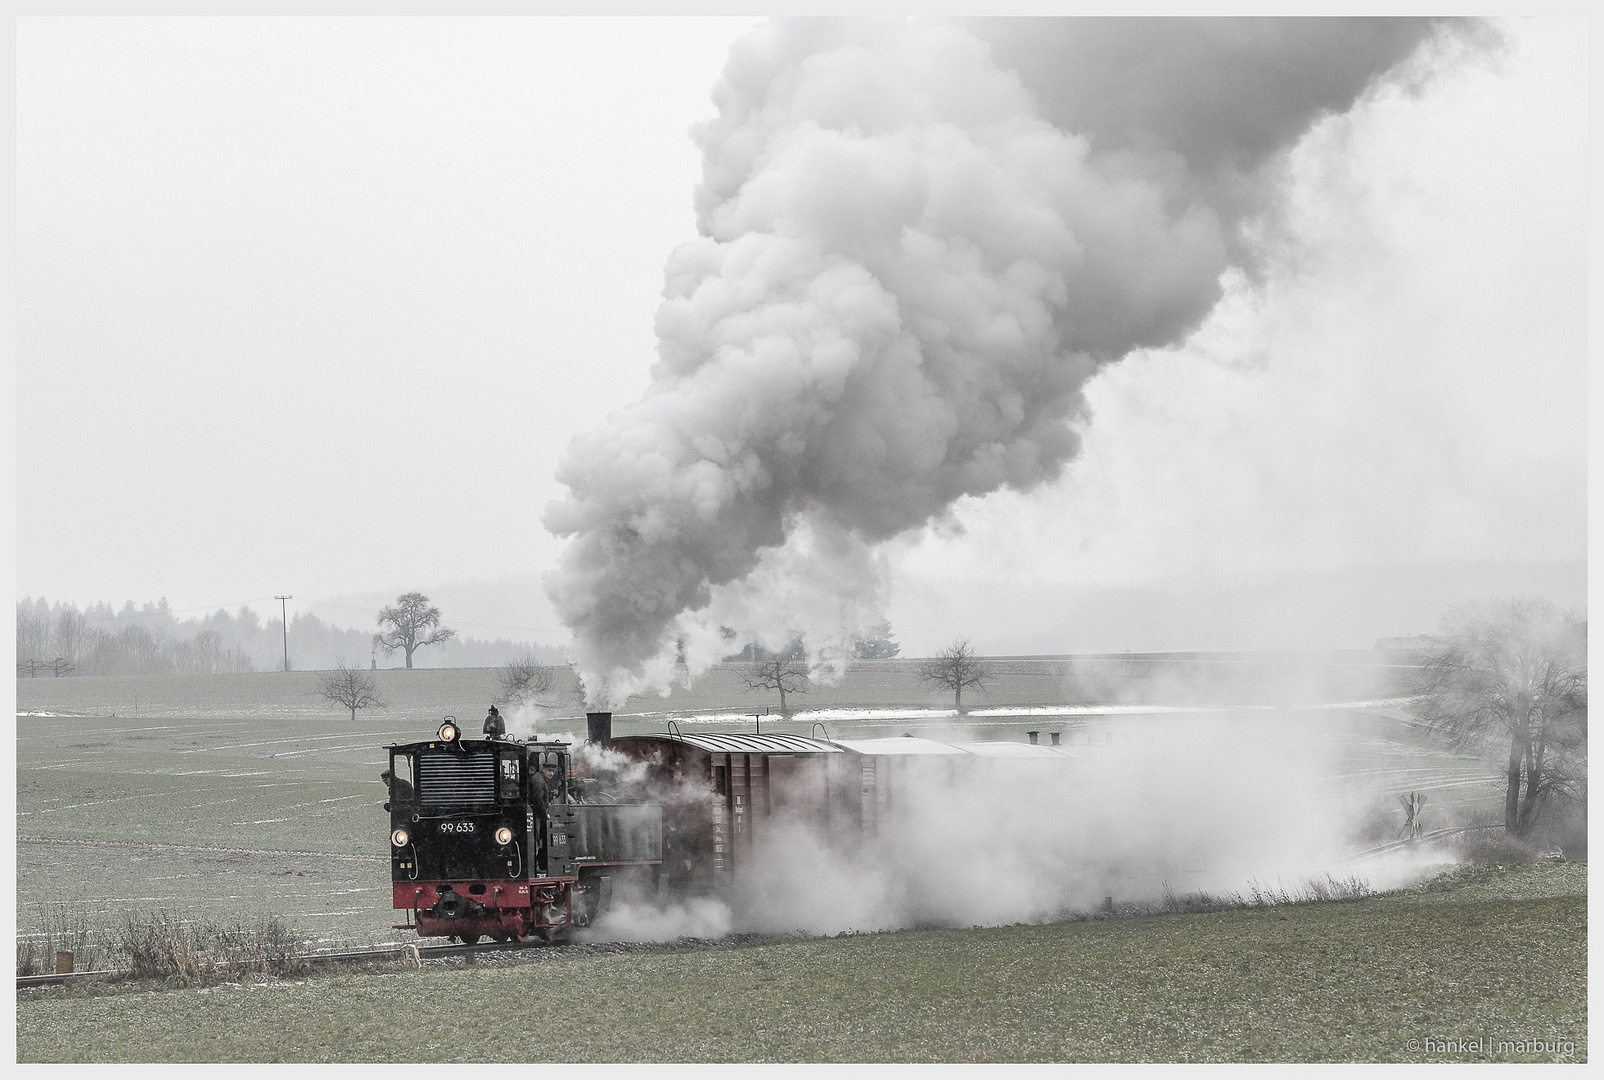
383,717,661,943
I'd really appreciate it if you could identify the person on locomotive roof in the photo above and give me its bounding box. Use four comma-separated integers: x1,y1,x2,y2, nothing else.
380,768,414,801
483,705,506,739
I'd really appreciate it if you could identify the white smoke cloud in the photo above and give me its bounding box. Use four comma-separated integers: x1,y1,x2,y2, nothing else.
582,713,1409,941
503,703,550,740
891,17,1584,645
544,18,1461,707
580,896,734,944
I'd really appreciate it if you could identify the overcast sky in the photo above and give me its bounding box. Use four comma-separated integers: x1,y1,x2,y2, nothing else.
15,17,1587,656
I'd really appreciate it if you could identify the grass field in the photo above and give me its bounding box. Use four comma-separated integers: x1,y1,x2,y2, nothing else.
16,862,1586,1063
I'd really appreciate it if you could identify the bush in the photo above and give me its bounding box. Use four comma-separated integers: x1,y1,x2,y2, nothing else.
1444,830,1542,864
119,911,306,981
1161,872,1373,915
16,904,109,977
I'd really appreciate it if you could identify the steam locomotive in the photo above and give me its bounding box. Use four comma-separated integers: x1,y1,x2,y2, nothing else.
384,710,1084,942
383,715,662,943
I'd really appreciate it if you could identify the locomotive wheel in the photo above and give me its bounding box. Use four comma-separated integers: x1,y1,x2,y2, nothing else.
459,933,481,946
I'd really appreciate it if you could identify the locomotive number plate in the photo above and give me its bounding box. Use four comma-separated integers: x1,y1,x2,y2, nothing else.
439,821,476,834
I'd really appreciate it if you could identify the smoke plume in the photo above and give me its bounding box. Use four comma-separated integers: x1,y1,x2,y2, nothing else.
545,17,1451,707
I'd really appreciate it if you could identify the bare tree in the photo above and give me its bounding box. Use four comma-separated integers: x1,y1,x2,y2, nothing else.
316,660,387,722
15,602,49,667
1414,597,1587,837
919,638,996,715
495,653,557,709
373,592,456,669
49,608,88,672
739,656,810,717
118,624,167,674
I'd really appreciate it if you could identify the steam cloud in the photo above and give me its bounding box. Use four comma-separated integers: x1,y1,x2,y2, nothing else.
544,17,1449,707
584,712,1415,942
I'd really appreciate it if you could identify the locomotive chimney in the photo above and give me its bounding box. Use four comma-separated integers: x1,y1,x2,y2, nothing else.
586,711,613,749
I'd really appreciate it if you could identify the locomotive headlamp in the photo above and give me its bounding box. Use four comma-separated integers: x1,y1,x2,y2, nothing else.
391,828,410,848
438,721,459,743
495,827,513,846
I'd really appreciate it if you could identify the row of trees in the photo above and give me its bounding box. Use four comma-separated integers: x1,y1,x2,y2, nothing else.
737,637,992,717
319,629,979,724
16,594,565,676
16,601,256,676
721,618,902,663
313,650,560,722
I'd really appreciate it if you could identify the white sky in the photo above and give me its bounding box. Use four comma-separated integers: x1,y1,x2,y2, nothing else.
14,17,1590,654
17,16,759,618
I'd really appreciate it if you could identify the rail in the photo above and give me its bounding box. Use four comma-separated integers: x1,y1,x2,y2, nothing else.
1332,823,1505,865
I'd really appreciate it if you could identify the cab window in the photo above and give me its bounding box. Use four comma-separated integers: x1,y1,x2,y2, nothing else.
498,753,520,799
388,753,416,801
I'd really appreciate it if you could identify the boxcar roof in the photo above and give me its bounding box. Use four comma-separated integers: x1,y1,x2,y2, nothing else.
830,737,969,756
617,732,843,754
945,741,1077,759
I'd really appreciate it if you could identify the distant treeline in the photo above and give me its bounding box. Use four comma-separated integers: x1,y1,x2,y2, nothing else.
15,597,568,677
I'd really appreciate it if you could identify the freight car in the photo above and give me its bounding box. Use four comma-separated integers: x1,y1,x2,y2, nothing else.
383,719,662,943
385,711,1081,941
607,717,1080,896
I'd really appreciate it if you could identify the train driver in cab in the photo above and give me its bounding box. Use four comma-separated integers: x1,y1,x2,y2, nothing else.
380,767,414,802
531,756,553,809
483,705,506,739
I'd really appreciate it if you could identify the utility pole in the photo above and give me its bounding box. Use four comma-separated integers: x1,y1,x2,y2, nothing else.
275,595,293,672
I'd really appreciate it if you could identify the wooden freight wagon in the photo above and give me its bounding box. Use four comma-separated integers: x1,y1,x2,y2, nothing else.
610,732,849,893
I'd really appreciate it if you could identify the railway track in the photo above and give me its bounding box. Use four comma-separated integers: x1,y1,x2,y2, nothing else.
17,935,552,990
1332,823,1505,864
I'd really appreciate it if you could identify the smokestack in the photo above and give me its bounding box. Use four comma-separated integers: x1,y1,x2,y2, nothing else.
1027,731,1039,745
586,712,613,749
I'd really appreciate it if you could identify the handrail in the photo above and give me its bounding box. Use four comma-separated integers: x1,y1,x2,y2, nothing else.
666,720,682,741
811,722,831,741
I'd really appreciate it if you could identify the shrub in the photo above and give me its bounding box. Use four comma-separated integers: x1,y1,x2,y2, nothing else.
1161,872,1372,915
118,911,306,981
16,904,108,977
